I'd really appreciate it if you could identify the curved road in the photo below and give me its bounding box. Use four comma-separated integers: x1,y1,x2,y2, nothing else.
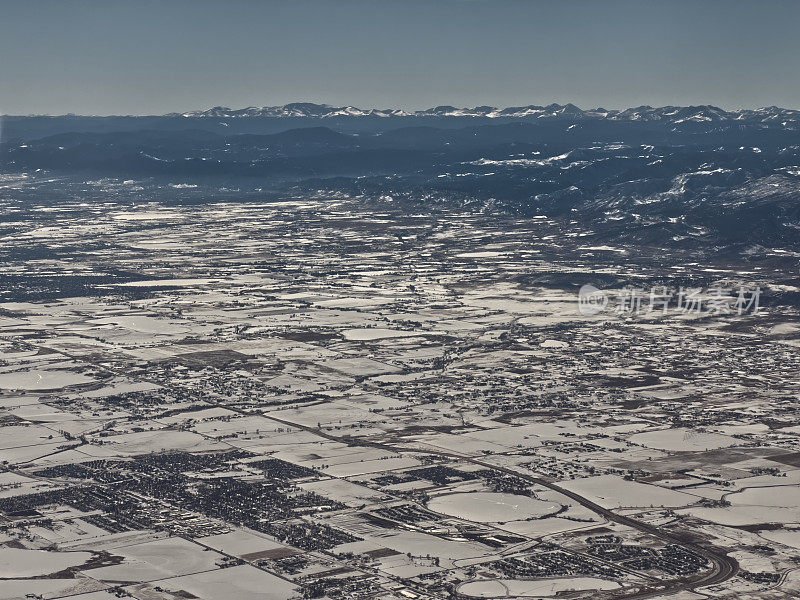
465,455,738,598
256,412,739,598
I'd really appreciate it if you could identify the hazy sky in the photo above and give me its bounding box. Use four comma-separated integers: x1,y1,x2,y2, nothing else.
2,0,799,115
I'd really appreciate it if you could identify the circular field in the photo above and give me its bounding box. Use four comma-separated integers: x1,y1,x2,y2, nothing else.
427,492,559,523
458,577,620,598
628,428,738,451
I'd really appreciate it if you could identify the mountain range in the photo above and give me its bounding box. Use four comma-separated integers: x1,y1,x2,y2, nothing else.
175,102,800,126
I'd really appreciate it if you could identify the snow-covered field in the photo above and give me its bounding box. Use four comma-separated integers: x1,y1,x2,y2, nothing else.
458,577,620,598
628,428,740,451
428,492,560,523
0,370,94,390
0,547,92,577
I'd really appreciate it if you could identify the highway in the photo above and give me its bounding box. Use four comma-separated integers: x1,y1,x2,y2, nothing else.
261,412,739,599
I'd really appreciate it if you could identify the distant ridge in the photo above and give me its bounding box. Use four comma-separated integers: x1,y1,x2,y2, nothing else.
171,102,800,126
4,100,800,253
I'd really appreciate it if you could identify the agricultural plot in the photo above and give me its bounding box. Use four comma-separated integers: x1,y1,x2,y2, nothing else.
0,186,798,599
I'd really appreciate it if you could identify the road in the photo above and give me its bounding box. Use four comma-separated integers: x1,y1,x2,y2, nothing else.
261,412,738,599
